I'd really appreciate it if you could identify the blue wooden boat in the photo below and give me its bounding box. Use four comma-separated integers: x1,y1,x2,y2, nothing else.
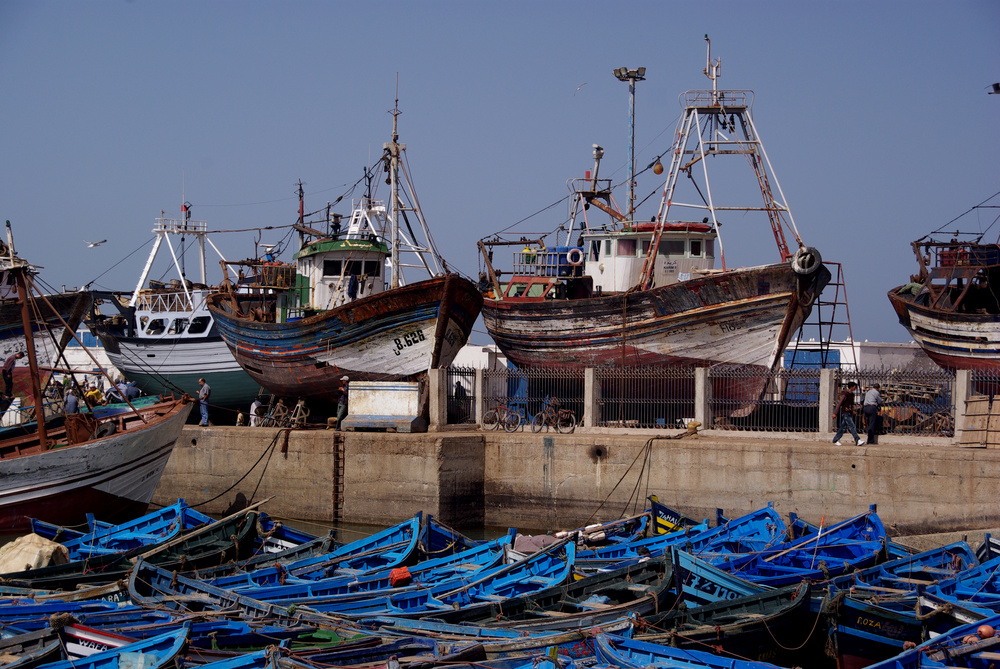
207,513,423,590
364,615,633,660
828,540,978,596
670,547,765,608
711,505,887,586
575,521,710,569
423,553,675,630
682,503,787,565
32,626,189,669
0,622,136,669
594,632,785,669
648,495,700,534
257,513,322,554
817,587,987,669
2,509,261,591
36,499,213,561
865,610,1000,668
638,582,817,667
421,515,483,557
300,535,577,617
232,532,513,603
926,553,1000,612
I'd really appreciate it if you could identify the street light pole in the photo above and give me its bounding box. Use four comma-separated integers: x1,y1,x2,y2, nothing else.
613,66,645,220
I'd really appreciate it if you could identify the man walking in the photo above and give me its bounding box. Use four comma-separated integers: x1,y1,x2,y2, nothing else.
832,381,865,446
863,383,883,445
336,376,349,431
197,378,211,427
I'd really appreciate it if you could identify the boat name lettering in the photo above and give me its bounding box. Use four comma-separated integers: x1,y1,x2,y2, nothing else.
76,640,113,652
686,573,741,599
855,616,882,630
719,319,745,334
393,330,426,355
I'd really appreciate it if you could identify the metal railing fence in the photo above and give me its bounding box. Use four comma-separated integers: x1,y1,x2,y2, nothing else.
710,366,821,432
481,367,585,430
446,366,477,424
838,368,954,438
596,366,695,429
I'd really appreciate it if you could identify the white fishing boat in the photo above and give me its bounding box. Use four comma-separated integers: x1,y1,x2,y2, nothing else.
92,207,261,409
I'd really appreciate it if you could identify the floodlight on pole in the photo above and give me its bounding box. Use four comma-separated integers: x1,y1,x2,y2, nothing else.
613,67,645,219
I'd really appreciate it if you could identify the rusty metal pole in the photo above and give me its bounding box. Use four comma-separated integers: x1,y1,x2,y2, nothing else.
14,267,47,447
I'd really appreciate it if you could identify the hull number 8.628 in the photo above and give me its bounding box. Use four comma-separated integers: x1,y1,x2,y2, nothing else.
393,330,426,355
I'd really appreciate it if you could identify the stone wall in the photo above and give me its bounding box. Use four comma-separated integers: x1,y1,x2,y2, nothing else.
154,426,1000,536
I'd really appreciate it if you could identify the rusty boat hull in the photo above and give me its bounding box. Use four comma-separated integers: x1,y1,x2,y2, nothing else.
208,274,483,401
483,261,829,406
888,287,1000,372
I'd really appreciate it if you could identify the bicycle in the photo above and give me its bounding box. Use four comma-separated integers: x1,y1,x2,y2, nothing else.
482,403,524,433
530,396,576,434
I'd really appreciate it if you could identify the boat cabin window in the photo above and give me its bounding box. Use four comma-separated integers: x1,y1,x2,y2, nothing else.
168,318,189,335
146,318,166,335
364,260,381,276
658,240,686,257
617,239,637,257
323,260,342,277
604,240,612,256
705,239,714,258
139,316,149,330
188,316,211,335
590,240,601,261
690,240,702,257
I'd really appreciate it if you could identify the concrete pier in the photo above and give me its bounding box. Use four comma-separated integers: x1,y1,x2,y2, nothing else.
154,425,998,536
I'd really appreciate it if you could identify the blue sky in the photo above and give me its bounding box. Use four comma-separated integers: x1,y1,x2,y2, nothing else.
2,1,998,347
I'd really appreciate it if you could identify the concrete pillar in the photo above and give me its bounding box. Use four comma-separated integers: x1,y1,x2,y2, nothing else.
584,368,599,427
819,368,837,435
954,368,971,442
475,368,485,424
694,368,710,428
428,367,447,430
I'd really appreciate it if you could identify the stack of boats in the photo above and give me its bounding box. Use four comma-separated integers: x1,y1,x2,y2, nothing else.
0,497,997,669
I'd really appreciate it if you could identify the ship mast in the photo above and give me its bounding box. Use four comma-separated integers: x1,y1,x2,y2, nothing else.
5,222,47,447
385,97,403,290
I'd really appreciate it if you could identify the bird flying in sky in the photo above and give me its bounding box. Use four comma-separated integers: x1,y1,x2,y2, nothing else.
85,239,107,247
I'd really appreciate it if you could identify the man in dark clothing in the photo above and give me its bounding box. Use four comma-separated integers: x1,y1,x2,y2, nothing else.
197,378,211,426
832,381,864,446
2,352,24,398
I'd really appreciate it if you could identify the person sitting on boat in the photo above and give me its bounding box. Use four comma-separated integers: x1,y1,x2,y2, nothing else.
832,381,864,446
197,378,211,427
63,389,78,415
84,383,105,406
2,352,24,398
124,381,140,401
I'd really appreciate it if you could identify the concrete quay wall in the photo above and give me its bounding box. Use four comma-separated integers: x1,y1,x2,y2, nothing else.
154,426,999,536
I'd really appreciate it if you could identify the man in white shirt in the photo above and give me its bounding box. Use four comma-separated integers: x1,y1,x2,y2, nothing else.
863,383,883,445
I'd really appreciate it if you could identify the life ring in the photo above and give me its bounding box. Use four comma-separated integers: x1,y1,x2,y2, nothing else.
566,248,584,266
791,246,822,276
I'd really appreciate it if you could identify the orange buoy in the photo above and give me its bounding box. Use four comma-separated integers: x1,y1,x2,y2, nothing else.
978,625,996,639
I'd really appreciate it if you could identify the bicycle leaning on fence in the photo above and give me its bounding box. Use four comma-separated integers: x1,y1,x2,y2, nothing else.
482,402,525,433
530,396,576,434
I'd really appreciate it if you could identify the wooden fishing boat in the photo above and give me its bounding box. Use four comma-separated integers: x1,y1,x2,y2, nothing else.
638,583,817,667
927,553,1000,612
423,553,675,630
574,520,710,569
0,508,261,591
90,208,261,409
299,536,576,617
711,506,887,586
231,534,512,604
29,626,189,669
32,498,213,561
0,224,192,534
478,45,829,415
206,513,423,590
682,503,788,564
670,547,766,608
207,105,482,405
865,610,1000,669
595,631,785,669
887,194,1000,374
